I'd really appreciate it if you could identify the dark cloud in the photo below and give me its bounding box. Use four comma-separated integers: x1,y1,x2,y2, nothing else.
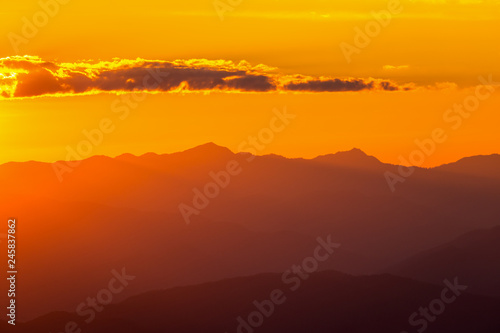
380,81,399,91
224,75,276,92
284,78,376,92
0,56,409,98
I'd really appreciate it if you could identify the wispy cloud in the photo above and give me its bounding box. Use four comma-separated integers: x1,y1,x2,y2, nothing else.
383,65,410,71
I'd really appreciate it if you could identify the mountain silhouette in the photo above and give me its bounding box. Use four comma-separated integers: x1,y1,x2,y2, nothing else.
387,225,500,297
313,148,385,170
1,144,499,321
435,154,500,180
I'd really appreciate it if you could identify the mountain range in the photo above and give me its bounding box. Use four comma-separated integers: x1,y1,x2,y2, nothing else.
1,143,499,326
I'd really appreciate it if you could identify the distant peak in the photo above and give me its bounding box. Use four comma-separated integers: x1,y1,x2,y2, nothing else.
180,142,234,156
196,142,226,149
313,148,382,168
316,148,370,159
116,153,136,159
339,148,367,156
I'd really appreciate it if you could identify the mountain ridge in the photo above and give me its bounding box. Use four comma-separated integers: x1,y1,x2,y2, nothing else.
1,142,499,170
386,225,500,297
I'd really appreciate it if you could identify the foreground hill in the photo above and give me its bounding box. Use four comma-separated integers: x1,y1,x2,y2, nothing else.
5,271,500,333
387,225,500,297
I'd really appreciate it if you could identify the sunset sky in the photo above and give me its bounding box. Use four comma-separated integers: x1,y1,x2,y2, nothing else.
1,0,499,166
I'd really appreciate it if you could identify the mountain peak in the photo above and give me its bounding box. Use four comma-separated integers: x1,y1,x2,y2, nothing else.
313,148,382,169
182,142,234,155
340,148,367,156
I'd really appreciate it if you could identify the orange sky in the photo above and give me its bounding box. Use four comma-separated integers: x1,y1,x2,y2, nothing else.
1,0,499,166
